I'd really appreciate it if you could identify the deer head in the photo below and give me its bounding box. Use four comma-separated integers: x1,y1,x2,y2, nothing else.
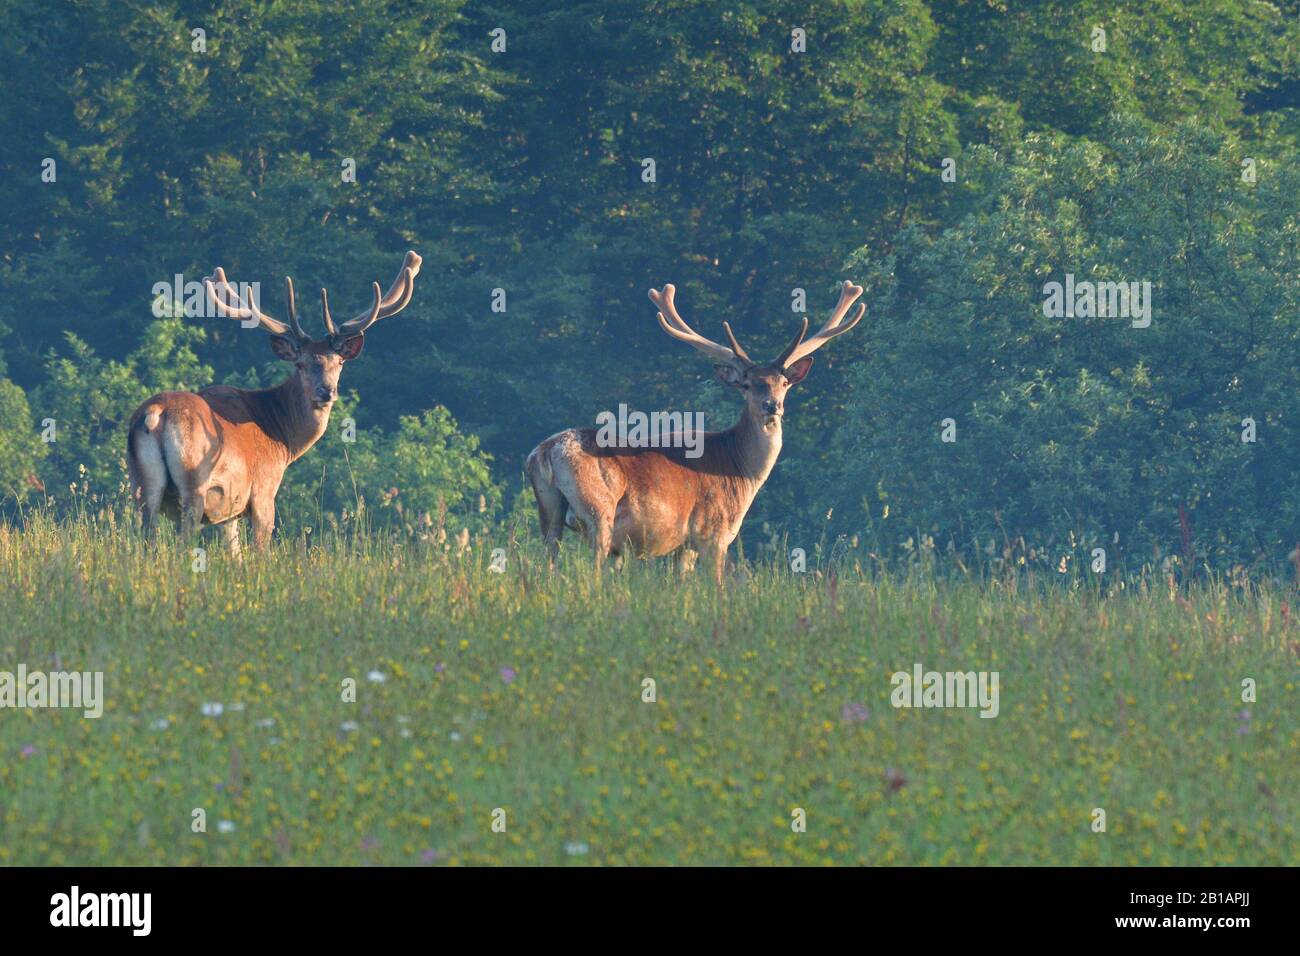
204,251,422,410
647,280,865,431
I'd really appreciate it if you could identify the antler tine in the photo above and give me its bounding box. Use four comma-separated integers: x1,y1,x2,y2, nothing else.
721,321,754,366
326,282,381,340
648,284,750,368
284,276,308,341
321,287,337,337
773,316,810,369
778,280,865,370
377,252,422,312
204,267,293,338
331,251,423,340
652,284,689,334
828,280,865,326
317,286,332,338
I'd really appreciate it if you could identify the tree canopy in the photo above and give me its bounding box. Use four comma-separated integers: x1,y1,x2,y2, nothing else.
2,0,1297,569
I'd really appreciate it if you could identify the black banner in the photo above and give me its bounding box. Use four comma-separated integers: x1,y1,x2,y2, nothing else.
1,866,1279,942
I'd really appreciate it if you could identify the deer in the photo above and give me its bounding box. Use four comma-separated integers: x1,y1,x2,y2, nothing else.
525,279,864,584
126,251,422,555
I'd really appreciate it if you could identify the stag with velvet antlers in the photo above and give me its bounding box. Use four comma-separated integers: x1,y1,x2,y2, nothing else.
526,279,865,584
126,252,421,553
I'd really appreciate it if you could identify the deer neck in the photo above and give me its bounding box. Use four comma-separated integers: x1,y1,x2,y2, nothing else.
724,406,783,491
262,374,333,465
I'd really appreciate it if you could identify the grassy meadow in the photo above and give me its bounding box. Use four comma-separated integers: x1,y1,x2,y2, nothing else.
0,514,1296,866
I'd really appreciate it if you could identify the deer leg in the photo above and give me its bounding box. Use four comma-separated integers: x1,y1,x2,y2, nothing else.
249,498,275,551
699,540,728,588
610,529,635,573
546,499,569,563
137,488,164,542
592,516,615,576
533,486,567,563
561,487,615,577
179,493,205,540
671,547,699,580
222,520,244,563
127,421,167,541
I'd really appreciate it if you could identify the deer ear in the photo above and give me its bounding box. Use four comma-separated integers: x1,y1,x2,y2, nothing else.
714,364,746,388
269,336,300,361
334,335,365,361
784,355,814,385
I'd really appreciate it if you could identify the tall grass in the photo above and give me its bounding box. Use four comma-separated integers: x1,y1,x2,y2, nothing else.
0,513,1295,865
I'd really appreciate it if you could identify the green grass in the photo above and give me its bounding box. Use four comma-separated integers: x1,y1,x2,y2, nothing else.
0,515,1296,865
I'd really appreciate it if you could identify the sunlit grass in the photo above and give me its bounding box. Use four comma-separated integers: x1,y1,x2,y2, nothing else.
0,515,1296,865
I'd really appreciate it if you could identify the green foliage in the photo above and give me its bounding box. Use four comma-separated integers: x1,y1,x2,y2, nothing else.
929,0,1300,140
274,399,501,537
0,378,45,500
386,408,500,519
822,118,1300,570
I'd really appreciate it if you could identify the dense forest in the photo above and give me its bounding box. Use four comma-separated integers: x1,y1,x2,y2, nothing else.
2,0,1298,573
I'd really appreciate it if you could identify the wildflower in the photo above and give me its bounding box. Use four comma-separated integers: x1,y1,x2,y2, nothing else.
840,702,870,723
200,702,223,717
500,666,517,685
367,670,386,684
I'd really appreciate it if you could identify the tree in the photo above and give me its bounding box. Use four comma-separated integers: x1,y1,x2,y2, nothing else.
821,117,1300,570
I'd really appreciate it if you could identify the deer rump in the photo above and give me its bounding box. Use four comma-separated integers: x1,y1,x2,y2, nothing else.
526,426,751,559
126,392,248,527
127,399,206,525
127,403,183,521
